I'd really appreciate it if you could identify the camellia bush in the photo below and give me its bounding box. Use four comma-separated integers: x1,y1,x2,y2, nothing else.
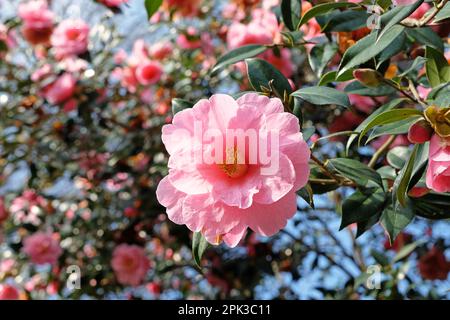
0,0,449,300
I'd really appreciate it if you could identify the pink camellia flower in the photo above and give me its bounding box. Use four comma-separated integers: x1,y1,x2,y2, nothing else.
392,0,417,5
18,0,54,45
135,60,163,85
410,3,431,19
51,19,89,59
0,284,19,300
111,244,150,286
22,232,62,266
156,93,310,247
426,134,450,193
42,73,76,105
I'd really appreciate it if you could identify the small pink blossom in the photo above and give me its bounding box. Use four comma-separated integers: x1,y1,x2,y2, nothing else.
51,19,89,59
135,60,163,85
22,232,62,266
156,93,310,247
18,0,54,45
42,73,76,105
0,284,19,300
426,135,450,193
111,244,150,286
177,27,202,50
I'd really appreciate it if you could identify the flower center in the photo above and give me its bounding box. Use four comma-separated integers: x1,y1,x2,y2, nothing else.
66,28,80,41
218,147,248,179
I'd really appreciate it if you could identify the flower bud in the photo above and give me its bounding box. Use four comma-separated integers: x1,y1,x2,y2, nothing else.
353,69,382,87
408,118,433,144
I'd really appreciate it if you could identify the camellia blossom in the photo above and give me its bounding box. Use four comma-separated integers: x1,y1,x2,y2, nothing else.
111,244,150,286
0,284,19,300
156,93,310,247
22,232,62,266
42,73,77,105
50,19,89,58
426,134,450,193
18,0,54,45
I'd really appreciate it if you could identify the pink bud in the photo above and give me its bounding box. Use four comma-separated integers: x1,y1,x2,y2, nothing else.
408,119,433,144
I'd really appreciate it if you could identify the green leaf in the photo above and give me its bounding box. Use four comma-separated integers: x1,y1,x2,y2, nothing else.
212,45,268,73
366,116,420,143
426,82,450,107
387,146,411,170
425,46,450,88
172,98,193,116
376,31,406,66
192,232,209,268
433,1,450,23
376,0,424,41
406,28,444,52
338,25,405,77
381,205,414,244
356,211,382,238
144,0,163,20
371,249,390,266
344,81,396,96
292,86,350,108
308,42,338,77
328,158,383,188
346,98,405,153
320,10,369,32
340,188,386,230
392,144,419,207
298,2,359,28
358,108,423,146
246,58,293,96
281,0,302,31
398,56,426,77
297,183,314,208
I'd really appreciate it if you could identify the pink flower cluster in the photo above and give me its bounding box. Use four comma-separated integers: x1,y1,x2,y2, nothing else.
113,40,165,93
22,232,62,266
50,19,90,59
226,8,294,77
111,244,150,286
10,189,47,225
157,93,310,247
18,0,54,45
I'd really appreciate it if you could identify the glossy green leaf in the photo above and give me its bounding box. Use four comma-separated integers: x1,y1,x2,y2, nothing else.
425,46,450,88
292,86,350,108
406,27,444,52
308,42,338,77
192,232,209,268
212,45,268,73
145,0,163,20
346,98,405,153
298,2,359,27
392,144,419,207
433,1,450,23
281,0,302,31
381,205,414,244
340,188,386,230
358,108,423,146
328,158,383,188
344,81,396,96
338,25,405,77
246,58,292,95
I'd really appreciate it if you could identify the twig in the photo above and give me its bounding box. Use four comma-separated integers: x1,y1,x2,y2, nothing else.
368,135,396,168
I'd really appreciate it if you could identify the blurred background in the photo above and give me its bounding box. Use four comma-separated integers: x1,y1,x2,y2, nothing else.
0,0,448,300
